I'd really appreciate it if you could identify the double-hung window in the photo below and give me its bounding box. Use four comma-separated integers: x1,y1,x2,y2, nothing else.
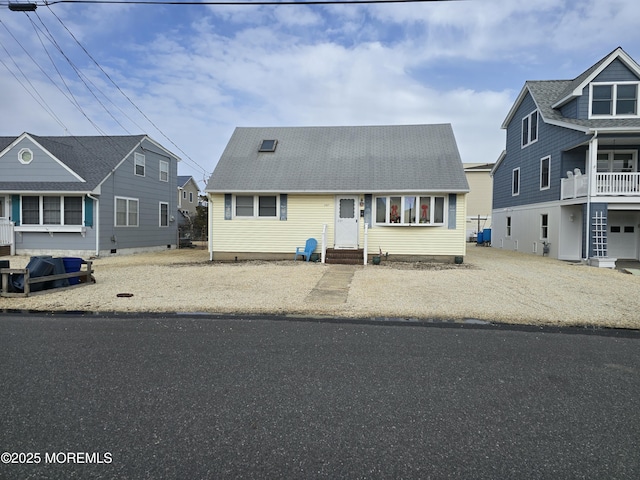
541,214,549,240
134,153,145,176
591,83,638,117
375,195,445,225
522,110,538,147
159,202,169,227
540,156,550,190
115,197,139,227
234,195,278,218
512,168,520,196
159,160,169,182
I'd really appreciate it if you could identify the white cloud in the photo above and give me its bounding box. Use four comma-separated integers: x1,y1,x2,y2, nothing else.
2,0,640,183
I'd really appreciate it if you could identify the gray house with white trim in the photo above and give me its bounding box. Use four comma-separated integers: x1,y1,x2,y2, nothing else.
0,133,180,257
206,124,469,263
492,47,640,265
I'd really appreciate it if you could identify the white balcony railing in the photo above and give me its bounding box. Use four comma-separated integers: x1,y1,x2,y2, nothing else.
561,173,588,199
561,172,640,199
596,172,640,195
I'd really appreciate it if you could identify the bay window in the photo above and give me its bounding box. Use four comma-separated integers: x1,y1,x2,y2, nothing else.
375,195,445,225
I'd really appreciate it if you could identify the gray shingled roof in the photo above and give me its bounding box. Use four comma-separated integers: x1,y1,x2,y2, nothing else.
206,124,469,193
0,134,146,192
523,48,640,131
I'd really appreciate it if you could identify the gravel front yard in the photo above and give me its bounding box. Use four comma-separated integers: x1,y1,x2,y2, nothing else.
1,245,639,329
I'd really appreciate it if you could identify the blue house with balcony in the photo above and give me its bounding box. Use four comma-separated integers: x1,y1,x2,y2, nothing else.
491,47,640,266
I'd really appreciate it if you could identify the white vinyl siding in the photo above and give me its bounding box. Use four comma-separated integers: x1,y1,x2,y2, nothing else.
211,193,467,257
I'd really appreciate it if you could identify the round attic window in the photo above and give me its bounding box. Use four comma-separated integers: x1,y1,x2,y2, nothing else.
19,148,33,164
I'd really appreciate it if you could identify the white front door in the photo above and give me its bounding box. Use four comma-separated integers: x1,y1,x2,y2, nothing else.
335,196,359,249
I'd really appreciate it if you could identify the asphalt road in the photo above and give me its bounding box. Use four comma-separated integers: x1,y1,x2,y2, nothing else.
0,314,639,479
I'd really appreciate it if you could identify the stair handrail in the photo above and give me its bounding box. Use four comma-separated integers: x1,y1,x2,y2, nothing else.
321,224,327,263
363,222,368,265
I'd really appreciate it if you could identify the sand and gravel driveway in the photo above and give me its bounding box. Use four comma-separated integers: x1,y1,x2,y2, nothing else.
2,245,639,329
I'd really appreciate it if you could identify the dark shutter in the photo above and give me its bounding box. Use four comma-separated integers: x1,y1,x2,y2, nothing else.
84,196,94,227
11,195,20,226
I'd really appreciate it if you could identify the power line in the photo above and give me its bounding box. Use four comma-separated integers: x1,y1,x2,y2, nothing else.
43,5,211,176
5,0,462,7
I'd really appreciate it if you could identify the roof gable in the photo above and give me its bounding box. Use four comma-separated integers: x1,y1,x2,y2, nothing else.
502,47,640,133
552,47,640,109
206,124,469,193
0,134,177,193
0,133,86,183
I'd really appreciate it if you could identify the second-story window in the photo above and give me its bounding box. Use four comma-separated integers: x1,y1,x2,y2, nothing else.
540,156,550,190
591,83,638,117
512,168,520,196
159,160,168,182
522,110,538,147
134,153,145,177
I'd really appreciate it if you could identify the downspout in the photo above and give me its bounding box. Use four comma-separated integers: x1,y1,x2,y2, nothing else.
584,130,598,262
208,192,213,261
87,193,99,257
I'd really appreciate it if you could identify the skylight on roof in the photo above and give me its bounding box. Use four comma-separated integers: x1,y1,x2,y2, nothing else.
259,139,277,152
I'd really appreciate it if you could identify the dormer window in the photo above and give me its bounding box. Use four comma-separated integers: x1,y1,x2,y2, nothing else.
590,83,638,117
18,148,33,164
259,139,277,152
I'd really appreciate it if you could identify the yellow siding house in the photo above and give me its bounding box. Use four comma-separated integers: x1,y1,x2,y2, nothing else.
205,125,469,263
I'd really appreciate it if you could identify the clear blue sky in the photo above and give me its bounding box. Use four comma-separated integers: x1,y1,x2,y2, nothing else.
1,0,639,188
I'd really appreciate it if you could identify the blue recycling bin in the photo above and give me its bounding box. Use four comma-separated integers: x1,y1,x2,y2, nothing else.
482,228,492,244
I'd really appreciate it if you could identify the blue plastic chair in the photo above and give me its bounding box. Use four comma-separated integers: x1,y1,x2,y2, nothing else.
294,238,317,261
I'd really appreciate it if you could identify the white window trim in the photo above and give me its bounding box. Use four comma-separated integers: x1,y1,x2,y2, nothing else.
589,82,639,119
540,156,551,191
512,168,520,196
374,194,447,226
233,194,279,219
159,160,169,182
159,201,169,227
521,110,538,148
134,153,145,177
115,196,139,227
540,213,549,241
20,195,84,227
506,216,512,237
189,192,193,203
18,148,33,165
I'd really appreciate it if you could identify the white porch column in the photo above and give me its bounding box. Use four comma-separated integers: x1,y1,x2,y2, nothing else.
208,193,213,261
588,134,599,197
